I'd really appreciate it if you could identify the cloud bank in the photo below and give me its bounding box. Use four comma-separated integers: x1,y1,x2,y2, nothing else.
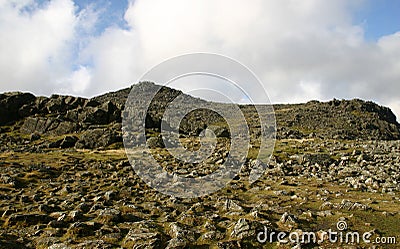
0,0,399,119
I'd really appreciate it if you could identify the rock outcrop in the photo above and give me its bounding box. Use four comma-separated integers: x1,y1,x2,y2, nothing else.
274,98,400,140
0,82,399,152
0,82,399,248
0,92,36,125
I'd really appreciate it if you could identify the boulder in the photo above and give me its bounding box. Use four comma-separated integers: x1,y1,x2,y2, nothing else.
66,222,98,238
230,218,256,239
46,95,86,114
20,117,78,136
121,221,164,249
299,153,333,166
96,208,121,224
146,136,165,148
5,213,53,226
60,135,78,148
79,107,109,125
0,92,36,125
213,127,230,138
79,101,121,125
75,129,121,149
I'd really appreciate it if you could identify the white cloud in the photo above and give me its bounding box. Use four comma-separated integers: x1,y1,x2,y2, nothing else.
56,65,91,94
79,27,142,96
118,0,399,114
388,100,400,122
0,0,399,119
0,0,78,95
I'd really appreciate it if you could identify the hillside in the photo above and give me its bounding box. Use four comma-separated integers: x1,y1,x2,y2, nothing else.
0,82,399,152
0,82,399,248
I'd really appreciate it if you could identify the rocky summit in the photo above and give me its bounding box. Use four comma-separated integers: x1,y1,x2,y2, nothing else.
0,81,399,248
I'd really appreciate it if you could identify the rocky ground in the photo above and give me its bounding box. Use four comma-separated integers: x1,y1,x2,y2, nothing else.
0,82,399,248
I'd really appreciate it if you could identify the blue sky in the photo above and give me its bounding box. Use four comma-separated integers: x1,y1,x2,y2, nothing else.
68,0,400,41
0,0,399,119
354,0,400,41
16,0,400,41
73,0,130,33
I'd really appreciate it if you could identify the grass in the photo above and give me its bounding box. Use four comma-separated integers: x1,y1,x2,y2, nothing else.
0,127,398,248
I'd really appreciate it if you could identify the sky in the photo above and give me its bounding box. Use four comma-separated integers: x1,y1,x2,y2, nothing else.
0,0,399,120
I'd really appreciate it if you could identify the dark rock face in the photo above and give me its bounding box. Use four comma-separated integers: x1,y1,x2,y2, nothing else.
0,92,36,125
274,98,400,140
124,82,400,141
0,90,124,150
79,101,121,125
20,117,78,136
45,94,86,114
1,82,400,152
75,129,121,149
124,82,215,136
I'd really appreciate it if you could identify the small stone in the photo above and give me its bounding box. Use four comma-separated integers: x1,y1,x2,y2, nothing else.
279,212,298,227
230,218,255,239
68,210,82,222
96,208,121,224
104,190,118,202
223,199,244,212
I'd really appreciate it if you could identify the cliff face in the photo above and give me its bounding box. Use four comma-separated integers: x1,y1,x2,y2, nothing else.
0,82,399,151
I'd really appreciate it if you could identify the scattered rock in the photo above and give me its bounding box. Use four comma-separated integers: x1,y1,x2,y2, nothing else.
121,221,164,249
230,218,257,239
278,212,298,227
5,213,53,226
338,199,371,211
96,208,121,224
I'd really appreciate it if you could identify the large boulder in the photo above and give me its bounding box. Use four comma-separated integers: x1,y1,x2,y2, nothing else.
0,92,36,125
79,107,109,125
48,135,79,149
20,117,78,135
75,129,121,149
79,101,121,125
45,94,86,114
